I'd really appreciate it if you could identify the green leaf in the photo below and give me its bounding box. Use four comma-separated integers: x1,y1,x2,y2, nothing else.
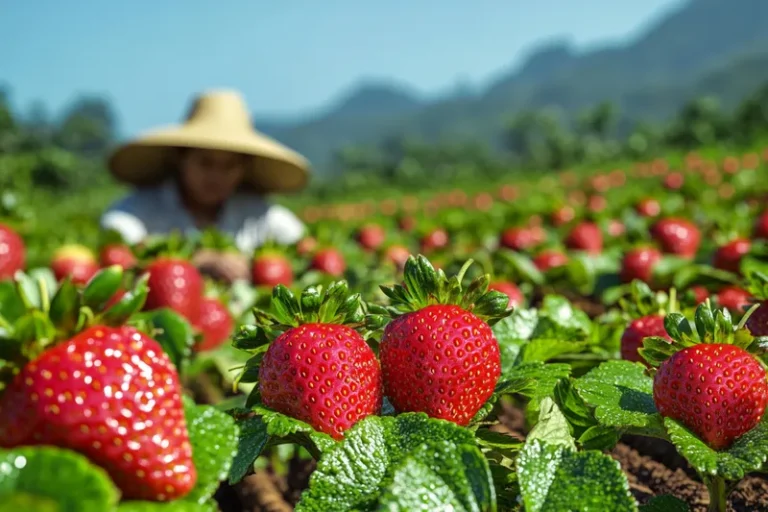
131,309,195,374
0,446,119,512
578,425,622,451
100,276,149,326
664,415,768,480
376,441,495,512
516,439,635,512
48,279,79,333
492,307,539,370
527,398,575,450
519,338,587,363
183,402,239,504
228,406,335,477
0,281,25,324
574,360,665,438
296,413,495,512
502,362,572,402
81,266,123,311
118,501,217,512
638,494,690,512
499,250,544,285
531,295,592,341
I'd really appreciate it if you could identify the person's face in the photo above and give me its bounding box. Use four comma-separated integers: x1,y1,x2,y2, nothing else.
179,148,247,206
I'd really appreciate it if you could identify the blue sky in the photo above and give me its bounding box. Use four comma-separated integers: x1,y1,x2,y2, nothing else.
2,0,683,136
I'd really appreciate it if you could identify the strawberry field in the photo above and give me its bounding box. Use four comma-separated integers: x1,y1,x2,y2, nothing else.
4,148,768,511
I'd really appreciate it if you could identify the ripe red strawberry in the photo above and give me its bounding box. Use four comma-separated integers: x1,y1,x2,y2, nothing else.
51,244,100,285
663,172,684,190
380,304,501,426
259,323,382,440
635,198,661,218
753,211,768,239
99,243,137,270
621,315,671,363
0,325,196,500
713,238,751,274
533,250,568,272
420,229,449,253
252,253,293,287
650,218,701,258
143,257,203,320
0,223,25,279
489,281,524,308
716,286,752,314
565,222,603,255
310,248,346,277
608,219,626,237
378,256,508,426
620,247,662,284
653,344,768,450
499,227,543,252
193,297,234,352
690,285,709,304
357,224,386,251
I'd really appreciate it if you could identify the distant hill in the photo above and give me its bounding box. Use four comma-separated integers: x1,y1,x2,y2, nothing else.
256,0,768,171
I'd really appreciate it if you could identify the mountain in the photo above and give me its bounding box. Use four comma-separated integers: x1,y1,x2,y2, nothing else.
258,0,768,171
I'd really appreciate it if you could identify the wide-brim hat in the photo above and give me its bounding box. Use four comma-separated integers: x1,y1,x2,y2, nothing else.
108,89,309,194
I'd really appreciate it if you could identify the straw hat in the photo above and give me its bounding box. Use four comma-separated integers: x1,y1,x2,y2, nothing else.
108,89,309,194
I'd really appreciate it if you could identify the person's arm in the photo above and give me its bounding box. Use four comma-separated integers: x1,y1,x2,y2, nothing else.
264,204,305,245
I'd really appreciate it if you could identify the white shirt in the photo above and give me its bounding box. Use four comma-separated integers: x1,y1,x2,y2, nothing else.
100,181,305,252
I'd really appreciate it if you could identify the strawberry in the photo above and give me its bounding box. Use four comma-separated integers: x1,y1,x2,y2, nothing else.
236,281,382,440
378,256,510,426
565,222,602,255
397,216,416,232
621,315,671,363
753,210,768,239
654,343,768,450
499,227,543,252
712,238,751,274
551,205,575,227
0,223,25,279
384,244,410,271
620,247,662,284
650,218,701,258
296,236,317,257
635,198,661,218
607,219,626,237
716,286,752,314
745,302,768,337
193,297,234,352
99,243,137,270
533,250,568,272
356,224,386,251
252,252,293,287
489,281,524,308
143,257,203,320
690,285,709,304
310,248,346,277
51,244,100,285
420,228,449,253
0,325,196,500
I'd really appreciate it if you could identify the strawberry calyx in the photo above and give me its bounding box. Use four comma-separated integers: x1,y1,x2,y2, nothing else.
196,227,240,254
616,279,679,319
639,300,763,369
377,254,512,325
0,265,148,385
134,231,196,263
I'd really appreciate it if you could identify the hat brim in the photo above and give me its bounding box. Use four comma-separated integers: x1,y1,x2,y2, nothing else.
108,124,310,194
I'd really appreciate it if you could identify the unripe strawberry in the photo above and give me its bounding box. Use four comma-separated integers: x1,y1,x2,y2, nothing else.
654,344,768,450
51,244,100,285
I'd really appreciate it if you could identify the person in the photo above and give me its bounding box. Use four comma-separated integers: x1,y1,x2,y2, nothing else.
101,89,310,282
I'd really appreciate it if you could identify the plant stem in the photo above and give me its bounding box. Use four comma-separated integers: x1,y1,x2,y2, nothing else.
705,476,727,512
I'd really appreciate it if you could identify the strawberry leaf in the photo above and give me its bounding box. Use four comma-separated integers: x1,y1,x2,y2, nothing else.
0,446,119,511
573,360,666,438
638,494,690,512
527,398,576,449
0,281,25,324
130,309,195,375
183,402,239,504
82,266,123,311
516,439,635,512
228,405,336,483
664,415,768,481
295,413,495,512
673,264,741,290
530,295,592,340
